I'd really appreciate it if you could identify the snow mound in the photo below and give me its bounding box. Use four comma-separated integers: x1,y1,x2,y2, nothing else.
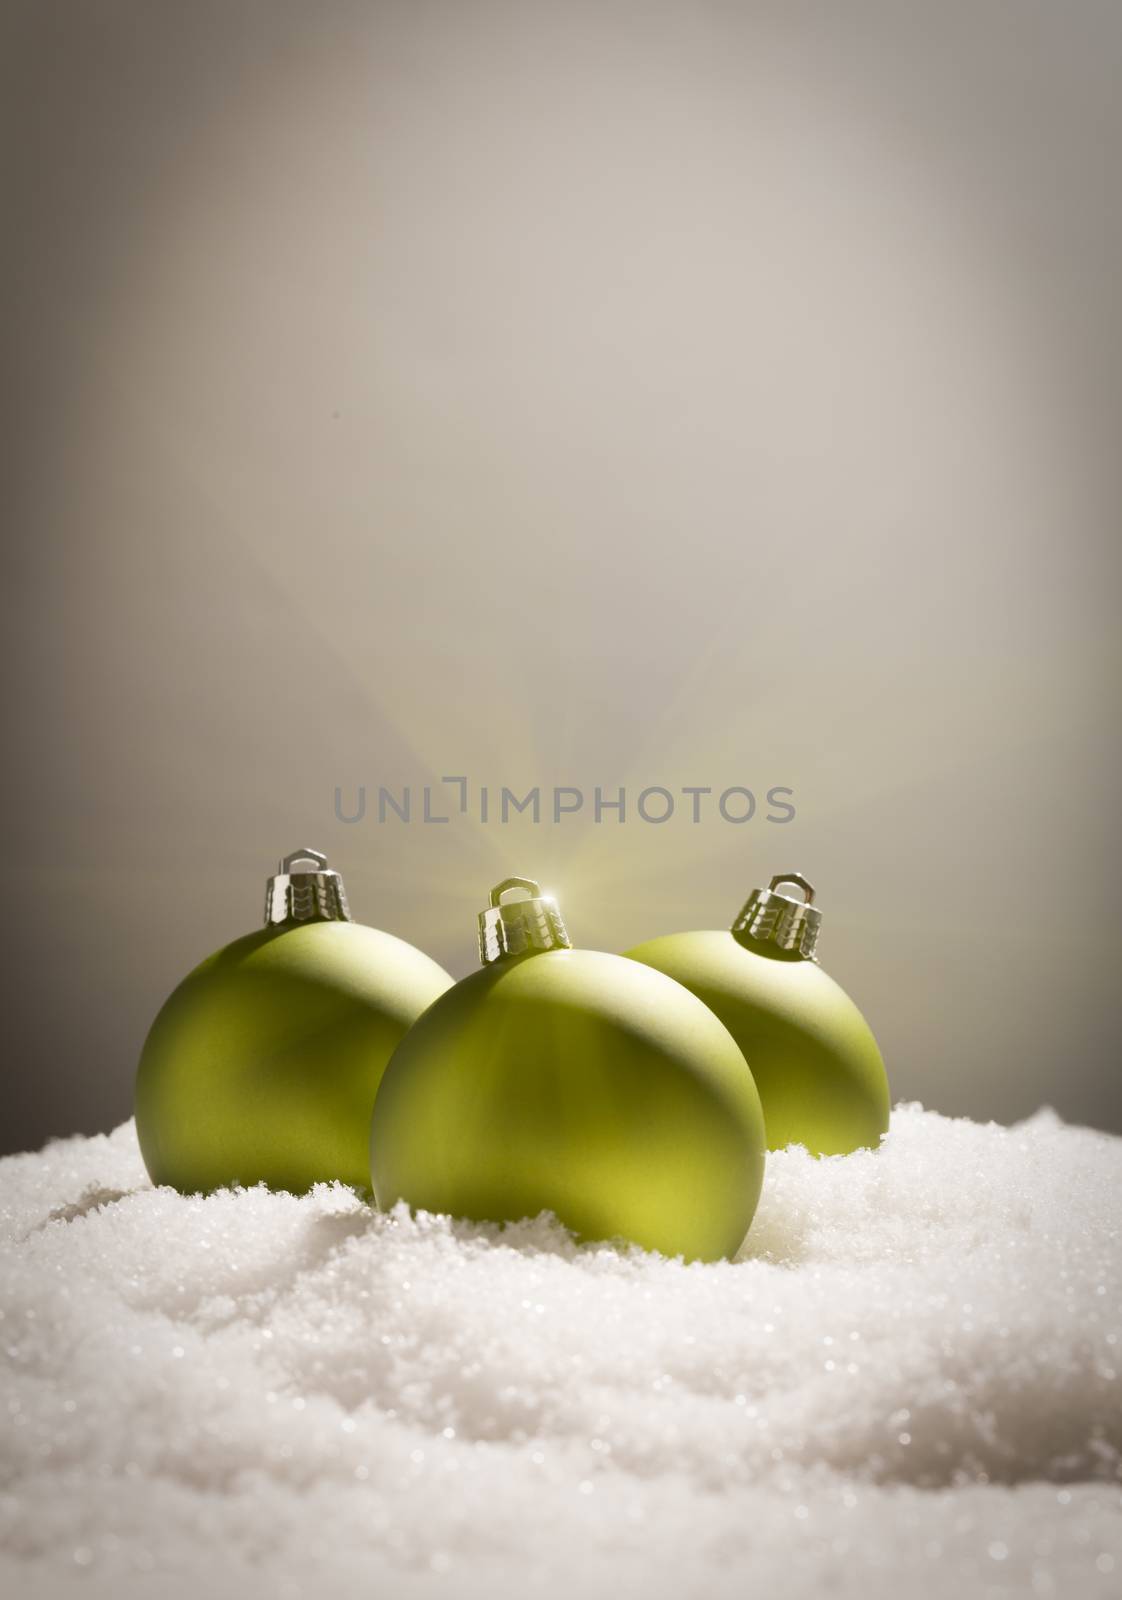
1,1104,1119,1599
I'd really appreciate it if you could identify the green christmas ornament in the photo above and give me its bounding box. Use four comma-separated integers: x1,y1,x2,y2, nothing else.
135,849,453,1195
625,873,889,1156
370,877,766,1261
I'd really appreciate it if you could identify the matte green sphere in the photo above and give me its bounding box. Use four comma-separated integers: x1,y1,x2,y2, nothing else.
624,930,889,1156
136,921,453,1195
370,948,767,1261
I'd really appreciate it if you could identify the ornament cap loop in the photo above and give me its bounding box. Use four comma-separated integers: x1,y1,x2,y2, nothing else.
265,847,353,927
488,876,544,908
732,870,822,959
478,877,572,964
768,871,815,904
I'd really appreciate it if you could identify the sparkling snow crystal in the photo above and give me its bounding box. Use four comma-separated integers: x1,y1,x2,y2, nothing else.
1,1105,1119,1598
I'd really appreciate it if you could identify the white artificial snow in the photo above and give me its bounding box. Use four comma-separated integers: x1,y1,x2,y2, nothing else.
1,1105,1119,1600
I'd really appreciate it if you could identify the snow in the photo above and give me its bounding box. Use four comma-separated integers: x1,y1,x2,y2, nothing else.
1,1104,1119,1599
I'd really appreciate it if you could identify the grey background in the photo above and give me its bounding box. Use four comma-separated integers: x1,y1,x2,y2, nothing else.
3,0,1120,1157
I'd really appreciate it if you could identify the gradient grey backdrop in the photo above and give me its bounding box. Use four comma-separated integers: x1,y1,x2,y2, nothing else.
3,0,1120,1157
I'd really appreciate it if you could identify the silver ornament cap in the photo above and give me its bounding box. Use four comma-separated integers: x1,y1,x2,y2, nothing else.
732,872,822,960
478,877,571,965
264,848,353,927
